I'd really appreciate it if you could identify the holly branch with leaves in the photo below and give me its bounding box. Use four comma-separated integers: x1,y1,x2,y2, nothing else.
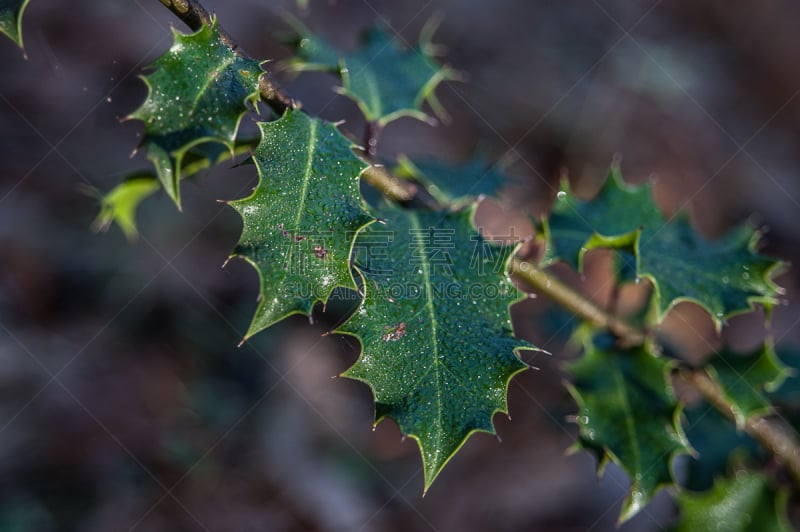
3,0,798,526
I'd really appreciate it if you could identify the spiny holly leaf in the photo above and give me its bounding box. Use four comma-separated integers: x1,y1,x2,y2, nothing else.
543,167,660,270
543,166,784,328
129,19,262,208
0,0,29,48
290,22,457,125
337,205,533,490
706,342,789,429
395,153,510,206
674,472,790,532
566,333,691,524
230,110,373,339
93,139,258,240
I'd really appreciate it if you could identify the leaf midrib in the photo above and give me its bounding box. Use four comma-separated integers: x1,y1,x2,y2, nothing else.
610,360,642,491
191,53,236,120
283,118,318,276
409,213,444,447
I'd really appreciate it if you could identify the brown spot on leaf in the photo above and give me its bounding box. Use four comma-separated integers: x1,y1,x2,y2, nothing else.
313,244,328,259
382,322,407,342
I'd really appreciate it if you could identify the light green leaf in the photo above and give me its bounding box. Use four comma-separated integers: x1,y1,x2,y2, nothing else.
93,138,258,240
675,472,790,532
337,204,533,491
543,166,784,328
129,19,262,208
395,153,510,206
291,23,457,125
706,342,789,429
230,109,373,339
91,176,160,241
0,0,29,48
566,333,691,524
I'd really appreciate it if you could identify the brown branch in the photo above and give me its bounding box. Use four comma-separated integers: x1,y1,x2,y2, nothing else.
363,121,381,158
361,166,416,202
680,368,800,486
157,0,295,114
511,255,800,488
509,257,646,345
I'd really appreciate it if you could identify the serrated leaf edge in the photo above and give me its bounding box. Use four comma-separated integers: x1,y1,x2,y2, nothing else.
540,168,785,331
127,18,263,209
565,342,692,524
335,204,537,491
705,341,790,429
228,111,374,340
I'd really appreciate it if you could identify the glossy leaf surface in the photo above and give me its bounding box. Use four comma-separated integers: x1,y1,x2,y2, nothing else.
129,20,262,207
339,205,532,489
231,110,372,339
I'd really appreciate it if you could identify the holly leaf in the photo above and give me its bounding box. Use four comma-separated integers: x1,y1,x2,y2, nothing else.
91,175,161,241
94,138,258,241
337,205,532,490
0,0,29,48
706,342,789,429
129,19,262,208
566,333,691,524
543,166,784,328
230,109,373,339
675,472,790,532
291,23,457,125
395,153,510,206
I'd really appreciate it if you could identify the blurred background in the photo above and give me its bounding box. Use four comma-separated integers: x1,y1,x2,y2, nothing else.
1,0,800,530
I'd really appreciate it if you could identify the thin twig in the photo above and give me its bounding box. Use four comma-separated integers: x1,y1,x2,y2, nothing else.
680,368,800,486
509,257,646,345
157,0,295,114
512,255,800,487
363,121,381,158
361,166,416,202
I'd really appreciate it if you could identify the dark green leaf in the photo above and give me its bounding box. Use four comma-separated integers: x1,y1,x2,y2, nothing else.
291,23,456,125
543,168,660,270
682,405,761,491
395,153,510,206
567,334,691,524
674,472,790,532
707,342,789,429
230,109,373,339
0,0,29,48
543,166,784,328
338,205,532,490
129,19,262,207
